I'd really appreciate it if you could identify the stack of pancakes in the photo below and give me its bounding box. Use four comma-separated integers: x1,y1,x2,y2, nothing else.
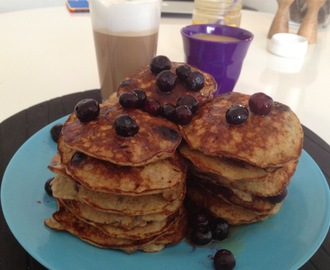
45,101,188,253
45,60,218,252
45,57,303,251
179,92,303,224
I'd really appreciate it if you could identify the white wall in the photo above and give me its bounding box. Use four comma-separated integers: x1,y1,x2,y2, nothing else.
0,0,279,14
0,0,64,13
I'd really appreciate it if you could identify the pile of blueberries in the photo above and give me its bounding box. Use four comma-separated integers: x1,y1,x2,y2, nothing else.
70,55,209,137
188,211,236,270
117,55,205,127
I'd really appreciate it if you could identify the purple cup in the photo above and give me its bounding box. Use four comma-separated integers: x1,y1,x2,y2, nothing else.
181,24,254,96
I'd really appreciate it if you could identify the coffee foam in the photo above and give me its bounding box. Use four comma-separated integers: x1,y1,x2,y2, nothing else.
90,0,161,35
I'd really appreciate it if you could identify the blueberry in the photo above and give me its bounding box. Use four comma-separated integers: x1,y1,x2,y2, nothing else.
144,99,161,116
114,114,139,137
226,104,249,125
150,55,172,74
175,105,193,125
186,71,205,92
71,152,87,166
161,103,176,121
213,249,236,270
191,226,213,246
50,123,63,143
156,70,177,93
176,64,192,81
119,91,139,109
74,99,100,122
118,79,133,88
44,178,54,197
176,95,199,114
191,212,211,228
268,187,288,204
210,218,229,241
132,89,147,108
249,92,274,115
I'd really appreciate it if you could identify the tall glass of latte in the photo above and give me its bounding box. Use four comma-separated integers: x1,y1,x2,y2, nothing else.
89,0,162,100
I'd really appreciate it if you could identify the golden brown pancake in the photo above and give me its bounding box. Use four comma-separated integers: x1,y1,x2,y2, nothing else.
180,92,303,168
58,197,185,240
50,173,185,216
60,199,172,229
188,178,277,213
68,205,185,240
61,102,182,167
116,61,217,107
56,137,187,195
45,203,188,253
180,144,297,197
190,165,294,197
187,185,281,225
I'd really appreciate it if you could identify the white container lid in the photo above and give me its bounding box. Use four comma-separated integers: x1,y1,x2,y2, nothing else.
268,33,308,58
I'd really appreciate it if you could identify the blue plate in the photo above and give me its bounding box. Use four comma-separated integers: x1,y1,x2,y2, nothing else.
1,117,330,270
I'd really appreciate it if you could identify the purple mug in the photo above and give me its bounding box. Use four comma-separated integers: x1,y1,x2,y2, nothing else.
181,24,254,96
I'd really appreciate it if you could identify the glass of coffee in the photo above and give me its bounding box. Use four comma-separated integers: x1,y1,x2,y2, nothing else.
89,0,162,100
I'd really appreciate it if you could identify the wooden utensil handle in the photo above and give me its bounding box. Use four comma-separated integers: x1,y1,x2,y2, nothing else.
298,0,326,43
268,0,295,39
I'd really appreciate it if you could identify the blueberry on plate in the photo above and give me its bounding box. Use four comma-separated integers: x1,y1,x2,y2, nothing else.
213,249,236,270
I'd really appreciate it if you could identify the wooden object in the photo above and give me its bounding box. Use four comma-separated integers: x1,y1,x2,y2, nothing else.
268,0,295,39
297,0,326,44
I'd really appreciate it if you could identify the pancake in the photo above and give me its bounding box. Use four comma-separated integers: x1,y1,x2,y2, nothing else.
61,102,182,167
180,144,297,197
50,173,185,216
190,165,294,197
187,185,282,225
60,199,171,229
45,203,188,253
116,61,217,108
188,177,277,213
59,197,185,240
180,92,304,168
66,203,185,240
56,137,187,195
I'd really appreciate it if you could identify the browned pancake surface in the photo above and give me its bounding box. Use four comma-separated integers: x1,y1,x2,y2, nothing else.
180,92,303,168
62,102,181,166
180,144,297,196
187,185,281,225
189,179,277,213
116,62,217,107
45,203,187,253
49,172,185,216
57,137,187,195
60,199,171,229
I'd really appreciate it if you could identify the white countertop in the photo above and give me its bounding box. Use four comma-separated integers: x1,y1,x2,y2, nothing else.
0,7,329,144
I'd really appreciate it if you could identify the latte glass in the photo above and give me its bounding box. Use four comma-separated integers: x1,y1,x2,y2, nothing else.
89,0,162,100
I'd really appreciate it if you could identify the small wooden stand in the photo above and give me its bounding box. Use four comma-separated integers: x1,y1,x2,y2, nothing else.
297,0,326,44
267,0,295,39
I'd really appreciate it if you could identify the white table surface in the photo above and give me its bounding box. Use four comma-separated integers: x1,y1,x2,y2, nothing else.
0,7,329,145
